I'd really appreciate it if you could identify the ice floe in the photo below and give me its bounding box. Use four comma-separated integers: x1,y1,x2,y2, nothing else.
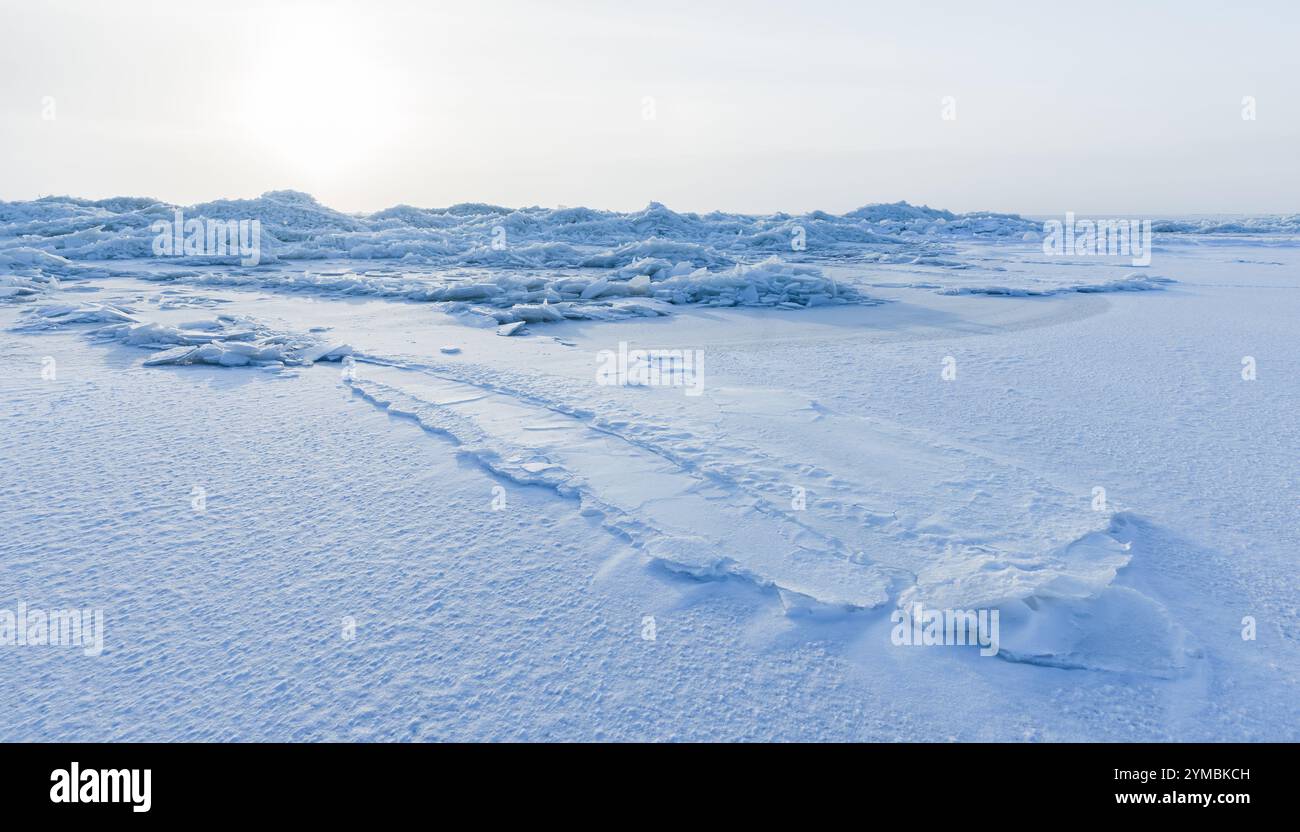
16,301,352,368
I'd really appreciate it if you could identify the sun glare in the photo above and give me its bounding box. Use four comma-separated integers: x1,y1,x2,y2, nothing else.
237,8,406,181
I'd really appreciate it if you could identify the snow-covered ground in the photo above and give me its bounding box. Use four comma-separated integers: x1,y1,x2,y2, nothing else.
1,193,1296,740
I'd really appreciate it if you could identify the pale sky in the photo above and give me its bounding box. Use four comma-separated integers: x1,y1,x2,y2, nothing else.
2,0,1297,215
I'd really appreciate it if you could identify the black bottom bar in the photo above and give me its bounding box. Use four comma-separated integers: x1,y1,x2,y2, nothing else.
8,742,1283,818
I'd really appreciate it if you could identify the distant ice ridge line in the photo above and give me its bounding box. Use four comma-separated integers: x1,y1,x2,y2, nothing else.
5,191,1296,275
0,190,1001,320
1152,215,1300,234
0,191,1042,267
0,191,1215,318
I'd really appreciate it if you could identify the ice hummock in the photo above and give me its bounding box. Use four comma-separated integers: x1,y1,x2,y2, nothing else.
17,301,352,368
13,191,1300,325
0,190,1043,269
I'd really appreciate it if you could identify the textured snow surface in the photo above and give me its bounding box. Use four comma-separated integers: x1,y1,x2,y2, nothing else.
2,200,1298,741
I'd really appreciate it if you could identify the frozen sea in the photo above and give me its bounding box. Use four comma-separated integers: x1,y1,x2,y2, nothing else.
1,193,1297,741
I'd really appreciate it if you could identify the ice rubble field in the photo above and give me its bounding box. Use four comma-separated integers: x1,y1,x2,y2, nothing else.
1,190,1195,327
1,192,1298,741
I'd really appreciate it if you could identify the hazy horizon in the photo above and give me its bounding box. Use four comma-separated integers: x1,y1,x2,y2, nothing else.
3,0,1298,216
4,189,1293,223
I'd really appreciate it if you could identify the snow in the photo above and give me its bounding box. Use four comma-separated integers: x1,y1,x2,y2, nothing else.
2,193,1298,741
2,190,1036,271
17,301,352,368
938,273,1177,296
0,190,1203,321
